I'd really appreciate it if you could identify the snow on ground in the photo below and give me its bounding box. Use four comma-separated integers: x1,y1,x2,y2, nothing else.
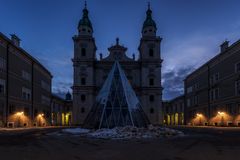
62,128,90,134
61,125,184,139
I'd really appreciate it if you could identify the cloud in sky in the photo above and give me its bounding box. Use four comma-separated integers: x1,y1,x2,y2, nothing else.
162,65,195,100
162,28,240,100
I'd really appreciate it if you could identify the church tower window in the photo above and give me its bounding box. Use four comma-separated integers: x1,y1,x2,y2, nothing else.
149,78,154,86
81,94,86,102
81,78,86,85
149,48,154,57
149,95,155,102
150,108,154,114
81,48,86,56
81,107,85,113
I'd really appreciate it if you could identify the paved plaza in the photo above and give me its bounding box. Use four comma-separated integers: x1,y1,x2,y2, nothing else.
1,126,240,160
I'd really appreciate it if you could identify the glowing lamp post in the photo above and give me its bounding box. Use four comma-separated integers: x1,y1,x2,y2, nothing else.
196,113,203,125
38,114,44,127
16,112,24,127
218,111,225,126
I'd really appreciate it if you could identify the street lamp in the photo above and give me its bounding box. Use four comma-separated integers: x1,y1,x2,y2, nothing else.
16,112,24,127
196,113,203,125
38,113,44,127
218,111,225,126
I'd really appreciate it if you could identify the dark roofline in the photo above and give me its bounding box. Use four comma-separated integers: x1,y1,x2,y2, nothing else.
0,32,53,78
185,39,240,80
52,93,65,101
169,95,185,102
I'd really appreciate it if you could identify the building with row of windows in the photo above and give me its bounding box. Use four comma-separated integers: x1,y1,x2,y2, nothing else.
0,32,52,127
0,32,73,127
185,40,240,126
51,92,72,126
164,39,240,127
163,95,184,126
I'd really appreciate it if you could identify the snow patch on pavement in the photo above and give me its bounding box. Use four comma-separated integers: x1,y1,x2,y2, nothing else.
61,125,184,139
62,128,90,134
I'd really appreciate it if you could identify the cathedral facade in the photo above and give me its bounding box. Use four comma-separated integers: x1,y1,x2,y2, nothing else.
72,4,163,125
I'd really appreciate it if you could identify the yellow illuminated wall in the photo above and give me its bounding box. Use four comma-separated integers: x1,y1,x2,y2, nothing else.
167,115,170,125
62,113,65,125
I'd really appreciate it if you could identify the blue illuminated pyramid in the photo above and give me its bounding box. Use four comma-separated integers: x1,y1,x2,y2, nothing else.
84,61,149,129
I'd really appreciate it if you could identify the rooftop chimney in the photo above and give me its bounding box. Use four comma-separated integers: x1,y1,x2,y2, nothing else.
10,34,21,47
220,40,229,53
100,53,103,60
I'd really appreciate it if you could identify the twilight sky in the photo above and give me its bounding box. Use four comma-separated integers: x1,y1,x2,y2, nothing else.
0,0,240,100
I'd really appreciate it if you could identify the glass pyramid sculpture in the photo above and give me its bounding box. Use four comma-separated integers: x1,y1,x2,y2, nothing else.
84,61,150,129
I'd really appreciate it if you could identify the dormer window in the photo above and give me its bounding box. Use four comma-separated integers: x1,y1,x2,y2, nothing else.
81,48,86,57
149,48,154,57
149,29,152,32
82,28,86,31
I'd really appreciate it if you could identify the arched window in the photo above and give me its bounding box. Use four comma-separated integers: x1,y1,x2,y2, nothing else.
149,48,154,57
81,48,86,57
